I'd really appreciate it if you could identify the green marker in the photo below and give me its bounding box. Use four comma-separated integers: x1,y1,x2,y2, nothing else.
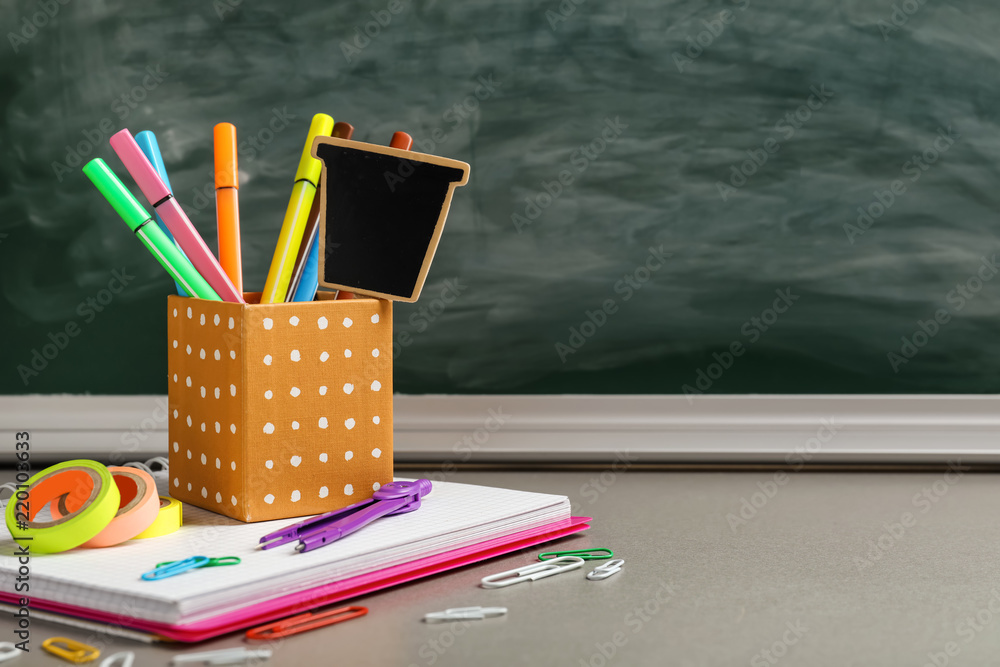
83,159,221,301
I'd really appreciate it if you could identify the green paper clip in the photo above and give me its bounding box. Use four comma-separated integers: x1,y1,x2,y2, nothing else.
155,556,241,569
538,548,613,561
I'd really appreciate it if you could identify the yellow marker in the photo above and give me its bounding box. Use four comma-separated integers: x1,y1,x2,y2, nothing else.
261,113,334,303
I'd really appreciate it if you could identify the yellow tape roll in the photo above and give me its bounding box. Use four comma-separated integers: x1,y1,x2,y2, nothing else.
4,460,120,554
133,496,182,539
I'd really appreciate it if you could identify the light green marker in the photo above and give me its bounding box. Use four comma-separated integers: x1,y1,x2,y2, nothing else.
83,159,221,301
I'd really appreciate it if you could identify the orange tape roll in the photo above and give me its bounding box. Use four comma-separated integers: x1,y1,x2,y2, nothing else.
53,466,160,548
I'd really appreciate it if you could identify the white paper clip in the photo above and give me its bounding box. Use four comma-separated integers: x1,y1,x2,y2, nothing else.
171,647,272,665
587,559,625,581
0,642,19,663
480,556,584,588
100,651,136,667
424,606,508,622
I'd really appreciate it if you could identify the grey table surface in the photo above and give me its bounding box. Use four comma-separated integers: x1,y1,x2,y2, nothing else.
1,465,995,666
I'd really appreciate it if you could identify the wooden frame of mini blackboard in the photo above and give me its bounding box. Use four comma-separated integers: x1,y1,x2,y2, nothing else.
311,137,470,303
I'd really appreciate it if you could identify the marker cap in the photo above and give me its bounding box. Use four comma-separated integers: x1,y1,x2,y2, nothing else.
82,159,152,231
110,128,171,204
390,131,413,150
332,122,355,140
134,131,174,191
294,113,334,186
214,122,239,190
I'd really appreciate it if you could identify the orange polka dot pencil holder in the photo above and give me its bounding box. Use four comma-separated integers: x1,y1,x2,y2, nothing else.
167,292,392,522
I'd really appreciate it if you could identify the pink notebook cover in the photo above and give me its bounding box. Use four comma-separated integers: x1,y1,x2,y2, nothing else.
2,517,590,642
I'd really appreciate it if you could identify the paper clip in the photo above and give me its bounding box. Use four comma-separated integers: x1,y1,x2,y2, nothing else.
246,605,368,640
141,556,210,581
155,556,240,569
481,556,584,588
171,647,272,665
100,651,135,667
42,637,100,663
538,548,613,561
587,559,625,581
424,606,507,623
0,642,19,663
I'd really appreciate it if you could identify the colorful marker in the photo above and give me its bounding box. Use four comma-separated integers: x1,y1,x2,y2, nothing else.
289,214,321,302
260,113,334,303
333,130,413,301
109,128,244,303
286,194,322,302
290,121,354,302
389,131,413,150
214,122,243,294
82,159,221,301
135,130,189,297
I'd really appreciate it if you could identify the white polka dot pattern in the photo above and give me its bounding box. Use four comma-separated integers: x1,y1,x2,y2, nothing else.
167,297,392,521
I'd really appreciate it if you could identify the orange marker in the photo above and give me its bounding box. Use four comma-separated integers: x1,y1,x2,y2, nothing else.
389,131,413,150
335,131,413,301
214,123,242,293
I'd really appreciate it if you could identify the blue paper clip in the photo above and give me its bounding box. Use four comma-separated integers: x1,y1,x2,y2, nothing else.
141,556,210,581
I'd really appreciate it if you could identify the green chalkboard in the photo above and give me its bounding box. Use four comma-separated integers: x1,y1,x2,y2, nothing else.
2,0,1000,395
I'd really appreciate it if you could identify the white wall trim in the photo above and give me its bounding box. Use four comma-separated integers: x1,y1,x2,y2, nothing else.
1,394,999,464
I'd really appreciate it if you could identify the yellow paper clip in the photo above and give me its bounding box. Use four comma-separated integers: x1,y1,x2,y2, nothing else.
42,637,100,663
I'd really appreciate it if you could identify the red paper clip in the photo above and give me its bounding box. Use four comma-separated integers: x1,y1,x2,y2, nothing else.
246,605,368,640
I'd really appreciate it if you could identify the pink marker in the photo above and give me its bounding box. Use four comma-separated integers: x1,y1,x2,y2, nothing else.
109,129,244,303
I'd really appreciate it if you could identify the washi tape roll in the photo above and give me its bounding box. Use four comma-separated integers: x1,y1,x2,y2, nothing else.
133,496,182,539
53,467,160,547
4,460,120,554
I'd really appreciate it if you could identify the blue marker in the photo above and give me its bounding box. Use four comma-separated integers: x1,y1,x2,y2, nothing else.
135,130,189,296
291,233,319,302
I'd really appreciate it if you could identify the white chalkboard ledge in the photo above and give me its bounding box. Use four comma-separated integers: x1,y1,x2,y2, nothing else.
1,395,999,466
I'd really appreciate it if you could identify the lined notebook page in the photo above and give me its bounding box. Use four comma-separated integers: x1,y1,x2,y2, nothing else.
0,480,569,624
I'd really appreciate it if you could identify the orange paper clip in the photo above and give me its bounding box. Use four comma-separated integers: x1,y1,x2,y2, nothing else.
246,605,368,640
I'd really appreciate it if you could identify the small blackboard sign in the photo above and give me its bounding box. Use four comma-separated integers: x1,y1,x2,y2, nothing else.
312,138,470,302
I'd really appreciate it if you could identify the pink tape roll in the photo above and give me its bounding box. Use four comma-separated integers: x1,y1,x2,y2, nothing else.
54,466,160,548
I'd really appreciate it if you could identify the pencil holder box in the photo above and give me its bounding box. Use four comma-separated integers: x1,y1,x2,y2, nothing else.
167,292,393,522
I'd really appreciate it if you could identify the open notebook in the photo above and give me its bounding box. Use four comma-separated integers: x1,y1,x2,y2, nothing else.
0,479,585,640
